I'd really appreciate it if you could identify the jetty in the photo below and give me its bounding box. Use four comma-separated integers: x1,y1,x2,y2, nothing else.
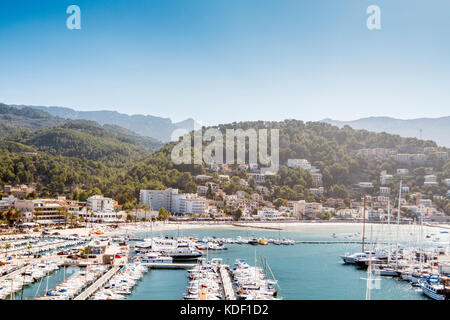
232,224,281,230
219,264,236,300
0,264,29,282
145,263,195,269
295,240,390,245
73,265,121,300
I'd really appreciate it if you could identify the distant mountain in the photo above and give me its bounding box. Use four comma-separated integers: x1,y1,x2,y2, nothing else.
1,103,163,152
321,116,450,148
11,104,199,142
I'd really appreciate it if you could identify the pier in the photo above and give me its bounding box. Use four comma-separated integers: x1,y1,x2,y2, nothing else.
295,240,390,245
219,264,236,300
0,264,29,282
232,224,282,230
73,265,121,300
145,263,196,269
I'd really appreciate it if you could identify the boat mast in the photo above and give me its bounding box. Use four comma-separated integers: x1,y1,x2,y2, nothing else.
45,272,49,296
362,195,366,252
396,180,402,266
365,221,374,300
387,199,391,264
419,212,424,272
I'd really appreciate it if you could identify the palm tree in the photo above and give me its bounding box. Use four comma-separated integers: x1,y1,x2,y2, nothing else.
58,207,68,228
33,207,42,224
12,209,23,226
5,243,11,258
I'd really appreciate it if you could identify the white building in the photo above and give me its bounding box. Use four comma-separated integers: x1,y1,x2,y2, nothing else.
87,195,114,212
379,187,391,196
359,182,374,188
172,193,206,215
424,175,438,187
140,188,205,215
380,171,393,185
78,208,124,223
287,159,311,170
257,207,281,220
336,209,357,219
401,186,410,193
397,168,409,176
139,188,179,211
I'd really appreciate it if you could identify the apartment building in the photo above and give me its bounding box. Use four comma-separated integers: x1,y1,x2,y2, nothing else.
139,188,179,211
87,195,115,212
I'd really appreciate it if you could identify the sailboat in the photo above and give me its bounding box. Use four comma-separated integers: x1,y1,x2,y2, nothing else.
341,195,373,264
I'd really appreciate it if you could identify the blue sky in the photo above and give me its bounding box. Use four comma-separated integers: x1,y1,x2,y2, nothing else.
0,0,449,125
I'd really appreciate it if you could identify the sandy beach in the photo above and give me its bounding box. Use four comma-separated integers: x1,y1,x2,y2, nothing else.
54,220,450,238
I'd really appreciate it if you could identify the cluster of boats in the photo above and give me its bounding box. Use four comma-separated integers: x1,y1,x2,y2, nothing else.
341,247,450,300
184,259,224,300
134,237,203,262
92,263,148,300
0,262,61,299
231,259,281,300
38,264,108,300
1,238,86,257
133,235,295,263
247,237,295,246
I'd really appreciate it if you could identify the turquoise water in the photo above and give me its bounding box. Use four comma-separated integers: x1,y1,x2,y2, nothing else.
10,224,444,300
127,224,442,300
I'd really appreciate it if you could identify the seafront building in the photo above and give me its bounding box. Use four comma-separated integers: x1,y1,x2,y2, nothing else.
87,195,115,212
14,197,79,224
139,188,179,212
139,188,206,215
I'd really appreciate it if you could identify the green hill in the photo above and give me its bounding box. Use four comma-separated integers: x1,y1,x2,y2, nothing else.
0,103,66,136
17,121,151,166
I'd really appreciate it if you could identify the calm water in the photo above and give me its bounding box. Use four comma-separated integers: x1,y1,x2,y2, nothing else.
12,223,447,300
127,224,448,300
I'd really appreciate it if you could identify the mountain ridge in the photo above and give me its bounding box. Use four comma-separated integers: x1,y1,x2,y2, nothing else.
10,104,199,142
321,116,450,148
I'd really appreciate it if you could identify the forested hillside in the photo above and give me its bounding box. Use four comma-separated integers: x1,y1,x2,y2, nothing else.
1,118,449,213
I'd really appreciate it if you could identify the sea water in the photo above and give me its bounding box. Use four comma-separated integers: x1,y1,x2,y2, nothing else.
127,223,448,300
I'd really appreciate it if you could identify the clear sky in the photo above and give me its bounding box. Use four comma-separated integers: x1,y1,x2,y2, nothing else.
1,0,449,125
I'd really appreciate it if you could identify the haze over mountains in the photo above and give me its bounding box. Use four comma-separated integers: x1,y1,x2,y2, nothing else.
322,116,450,148
4,103,450,148
11,104,198,143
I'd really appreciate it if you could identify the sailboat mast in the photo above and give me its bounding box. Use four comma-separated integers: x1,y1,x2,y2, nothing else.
150,215,153,250
396,180,402,265
365,222,374,300
362,195,366,252
387,199,391,264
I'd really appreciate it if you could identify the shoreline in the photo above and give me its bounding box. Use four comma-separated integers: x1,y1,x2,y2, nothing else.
49,220,450,237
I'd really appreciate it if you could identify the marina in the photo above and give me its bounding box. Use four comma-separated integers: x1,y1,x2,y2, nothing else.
0,222,449,300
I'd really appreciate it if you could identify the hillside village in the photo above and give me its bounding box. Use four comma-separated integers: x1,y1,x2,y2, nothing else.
2,145,450,228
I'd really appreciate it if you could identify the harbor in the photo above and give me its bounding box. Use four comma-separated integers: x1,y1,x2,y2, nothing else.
0,222,449,300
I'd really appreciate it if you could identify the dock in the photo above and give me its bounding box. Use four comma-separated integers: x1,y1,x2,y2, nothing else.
145,263,196,269
0,264,29,282
295,241,390,244
232,224,282,230
73,265,121,300
219,264,236,300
